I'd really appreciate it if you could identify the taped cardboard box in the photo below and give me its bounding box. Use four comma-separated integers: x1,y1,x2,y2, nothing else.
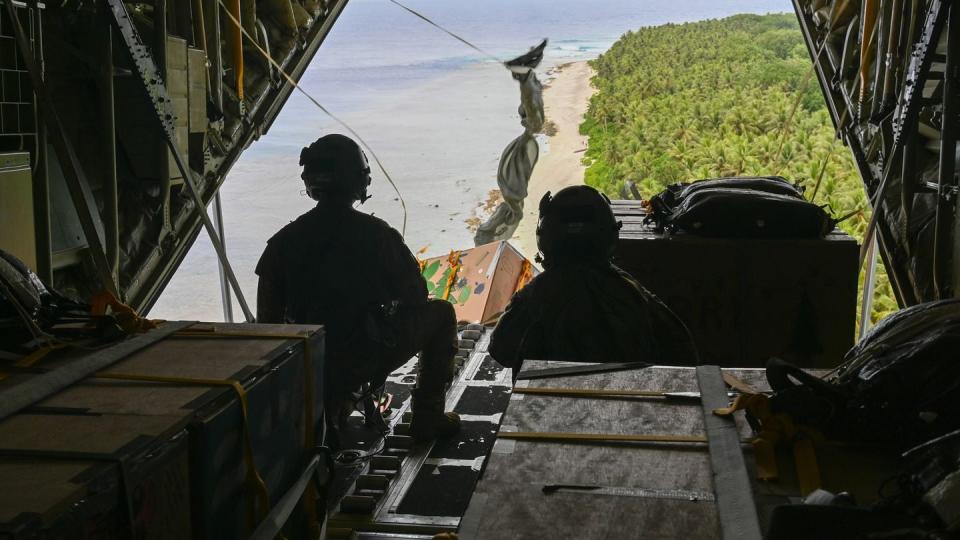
419,241,536,324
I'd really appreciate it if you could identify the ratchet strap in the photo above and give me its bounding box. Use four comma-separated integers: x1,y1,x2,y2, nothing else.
713,393,823,496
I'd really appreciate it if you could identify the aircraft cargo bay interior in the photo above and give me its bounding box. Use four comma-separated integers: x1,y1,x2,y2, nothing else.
0,0,958,538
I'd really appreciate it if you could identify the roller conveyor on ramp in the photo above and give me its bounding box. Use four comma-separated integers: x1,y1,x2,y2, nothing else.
326,345,900,539
326,326,513,537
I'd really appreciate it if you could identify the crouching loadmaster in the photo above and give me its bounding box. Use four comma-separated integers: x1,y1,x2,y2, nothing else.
255,134,460,443
489,185,698,372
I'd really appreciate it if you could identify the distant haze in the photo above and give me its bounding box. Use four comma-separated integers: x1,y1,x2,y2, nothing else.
151,0,792,321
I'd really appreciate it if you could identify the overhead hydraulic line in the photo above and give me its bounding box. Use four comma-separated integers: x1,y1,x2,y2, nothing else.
218,2,409,237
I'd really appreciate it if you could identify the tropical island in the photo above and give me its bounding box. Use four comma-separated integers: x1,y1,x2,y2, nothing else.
578,13,896,323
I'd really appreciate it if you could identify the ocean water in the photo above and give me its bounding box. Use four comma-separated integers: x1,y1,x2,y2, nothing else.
151,0,792,321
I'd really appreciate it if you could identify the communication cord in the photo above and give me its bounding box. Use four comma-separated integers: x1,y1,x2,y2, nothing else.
386,0,505,64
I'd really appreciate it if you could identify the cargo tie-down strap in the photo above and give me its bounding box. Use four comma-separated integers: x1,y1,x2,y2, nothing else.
94,371,271,528
511,386,735,401
1,325,323,535
713,392,823,496
171,329,322,536
501,385,714,445
0,291,160,383
497,431,709,444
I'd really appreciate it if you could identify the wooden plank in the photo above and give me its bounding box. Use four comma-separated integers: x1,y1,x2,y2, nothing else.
464,365,899,538
697,366,762,540
0,320,194,422
464,364,721,539
516,361,648,380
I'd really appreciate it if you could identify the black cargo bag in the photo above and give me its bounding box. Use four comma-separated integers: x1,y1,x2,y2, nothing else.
643,176,832,238
650,175,804,212
765,299,960,445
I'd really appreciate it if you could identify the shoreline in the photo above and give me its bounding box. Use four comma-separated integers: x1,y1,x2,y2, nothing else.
512,61,596,259
152,59,597,321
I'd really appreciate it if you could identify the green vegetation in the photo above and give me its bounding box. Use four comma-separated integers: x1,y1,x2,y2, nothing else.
580,13,897,323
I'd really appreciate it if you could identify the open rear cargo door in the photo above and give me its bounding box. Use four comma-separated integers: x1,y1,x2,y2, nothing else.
792,0,959,305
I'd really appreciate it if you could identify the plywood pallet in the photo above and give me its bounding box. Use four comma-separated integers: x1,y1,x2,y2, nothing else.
459,363,896,539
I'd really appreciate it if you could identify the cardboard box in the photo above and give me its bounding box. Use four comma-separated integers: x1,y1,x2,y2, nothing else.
419,241,536,324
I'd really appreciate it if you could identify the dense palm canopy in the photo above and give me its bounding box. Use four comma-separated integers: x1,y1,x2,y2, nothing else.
581,13,896,323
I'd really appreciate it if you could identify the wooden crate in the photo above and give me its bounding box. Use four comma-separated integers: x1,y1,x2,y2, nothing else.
0,420,191,539
612,205,858,368
0,322,325,539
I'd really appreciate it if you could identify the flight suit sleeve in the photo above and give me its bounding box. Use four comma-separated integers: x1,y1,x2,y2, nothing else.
489,283,538,370
382,228,429,305
255,240,286,324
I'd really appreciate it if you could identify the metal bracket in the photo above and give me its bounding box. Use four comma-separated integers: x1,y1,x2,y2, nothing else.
4,1,118,297
892,0,948,148
103,0,177,140
104,0,254,321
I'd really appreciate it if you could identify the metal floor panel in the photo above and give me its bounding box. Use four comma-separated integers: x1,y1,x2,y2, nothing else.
327,328,513,536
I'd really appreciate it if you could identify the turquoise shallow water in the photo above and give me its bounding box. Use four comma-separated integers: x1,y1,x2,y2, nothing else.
151,0,792,321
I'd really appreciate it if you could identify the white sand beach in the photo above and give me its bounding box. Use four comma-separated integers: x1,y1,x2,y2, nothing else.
513,61,596,259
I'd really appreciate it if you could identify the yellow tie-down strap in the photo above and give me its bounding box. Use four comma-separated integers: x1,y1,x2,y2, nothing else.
172,329,321,535
95,372,271,528
441,250,463,301
714,393,823,496
6,328,323,534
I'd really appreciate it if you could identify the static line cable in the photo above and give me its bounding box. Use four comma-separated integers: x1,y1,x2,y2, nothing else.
808,108,848,203
219,2,408,237
386,0,505,64
772,37,830,173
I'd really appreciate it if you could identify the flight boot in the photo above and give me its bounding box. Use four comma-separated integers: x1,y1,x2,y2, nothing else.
409,388,461,442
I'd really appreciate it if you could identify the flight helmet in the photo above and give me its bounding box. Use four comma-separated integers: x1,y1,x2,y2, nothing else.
299,134,372,203
535,185,621,267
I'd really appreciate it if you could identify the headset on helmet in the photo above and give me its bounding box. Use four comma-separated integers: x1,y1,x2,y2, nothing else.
299,134,372,203
535,185,621,267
